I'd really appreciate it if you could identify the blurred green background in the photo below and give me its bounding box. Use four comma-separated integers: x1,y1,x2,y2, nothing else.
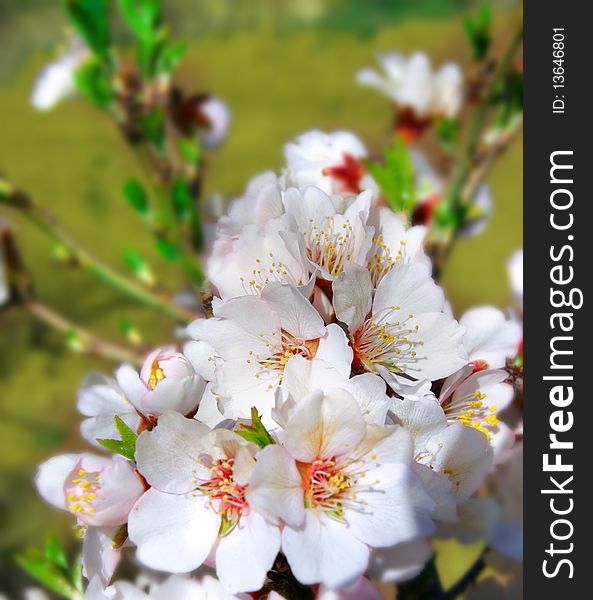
0,0,521,596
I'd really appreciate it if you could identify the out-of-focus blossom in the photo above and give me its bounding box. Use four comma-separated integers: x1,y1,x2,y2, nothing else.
194,95,231,149
129,413,280,593
248,389,434,589
31,36,87,111
357,53,463,139
283,130,377,196
333,262,467,381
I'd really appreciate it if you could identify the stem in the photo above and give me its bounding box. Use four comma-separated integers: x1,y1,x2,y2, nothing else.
27,299,143,365
431,21,523,275
0,185,198,323
443,549,488,599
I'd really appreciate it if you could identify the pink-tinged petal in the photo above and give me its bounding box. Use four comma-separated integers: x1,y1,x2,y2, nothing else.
332,262,373,332
128,488,220,573
453,369,514,413
82,526,122,587
367,538,433,583
114,365,146,409
315,324,353,377
246,445,304,528
261,282,325,340
216,511,281,593
141,375,206,416
280,390,365,462
282,512,369,588
346,463,435,547
85,456,145,527
35,454,79,510
135,412,210,493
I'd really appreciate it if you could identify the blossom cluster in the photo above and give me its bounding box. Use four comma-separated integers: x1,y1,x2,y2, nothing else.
34,122,523,597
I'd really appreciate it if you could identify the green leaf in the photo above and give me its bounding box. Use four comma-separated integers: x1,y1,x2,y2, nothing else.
178,136,202,166
364,138,418,214
74,58,113,108
97,438,135,461
117,0,161,38
171,178,192,220
464,2,492,60
17,550,78,599
237,407,275,449
122,178,149,214
63,0,111,60
97,416,137,461
44,535,68,571
123,248,155,285
158,40,187,74
155,237,179,261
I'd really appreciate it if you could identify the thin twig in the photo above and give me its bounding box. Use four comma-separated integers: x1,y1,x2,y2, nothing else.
0,183,198,323
26,299,143,365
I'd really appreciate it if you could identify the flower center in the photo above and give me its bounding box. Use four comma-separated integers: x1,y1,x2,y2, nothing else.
148,359,166,389
198,457,248,531
305,215,356,278
367,234,407,286
443,389,498,440
239,251,305,295
321,152,365,194
65,468,101,516
353,308,424,374
300,458,355,519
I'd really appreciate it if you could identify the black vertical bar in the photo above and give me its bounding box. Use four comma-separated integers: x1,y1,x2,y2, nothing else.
524,0,588,596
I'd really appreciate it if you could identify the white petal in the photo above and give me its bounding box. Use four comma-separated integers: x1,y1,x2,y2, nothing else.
315,323,353,377
280,390,365,462
332,262,373,332
261,282,325,340
390,397,447,454
460,306,521,368
183,339,217,380
141,375,205,416
367,538,433,583
35,454,79,509
215,511,281,593
82,527,122,588
246,444,304,528
346,462,435,547
282,512,369,588
128,489,220,573
135,412,210,493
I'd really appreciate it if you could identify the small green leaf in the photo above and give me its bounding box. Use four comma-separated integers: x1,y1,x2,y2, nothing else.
178,136,201,166
115,415,137,449
464,2,492,60
17,550,78,599
44,535,68,571
74,58,113,108
155,237,179,261
96,438,135,461
171,178,192,219
123,248,155,285
122,178,149,214
97,416,137,461
158,40,187,74
237,407,275,449
63,0,111,60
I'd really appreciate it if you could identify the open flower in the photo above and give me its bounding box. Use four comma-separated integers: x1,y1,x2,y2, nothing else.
36,453,144,527
283,130,376,196
247,389,434,589
36,453,146,586
188,282,352,425
357,53,463,139
439,368,515,459
128,412,280,593
333,261,467,381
